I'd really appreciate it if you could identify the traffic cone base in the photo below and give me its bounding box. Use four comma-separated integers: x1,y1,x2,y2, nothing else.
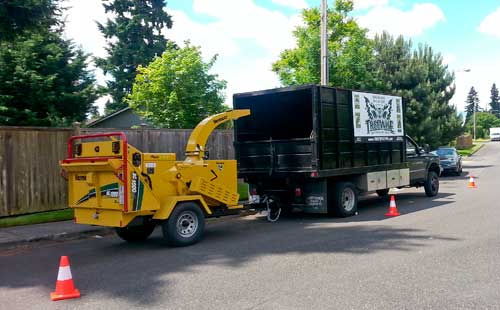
51,256,81,301
385,195,400,217
51,289,81,301
467,176,477,188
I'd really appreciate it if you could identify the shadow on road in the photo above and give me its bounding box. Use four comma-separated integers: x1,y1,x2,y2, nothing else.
352,191,454,222
0,191,460,305
460,165,492,169
440,169,484,180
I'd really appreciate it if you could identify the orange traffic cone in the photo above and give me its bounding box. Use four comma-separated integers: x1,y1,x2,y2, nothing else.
385,195,400,217
468,176,477,188
50,256,81,301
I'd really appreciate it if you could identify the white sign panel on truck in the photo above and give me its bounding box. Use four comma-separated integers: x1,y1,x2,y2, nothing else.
352,91,404,143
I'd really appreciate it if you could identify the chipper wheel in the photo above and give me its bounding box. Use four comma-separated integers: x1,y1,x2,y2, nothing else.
162,202,205,247
115,219,156,242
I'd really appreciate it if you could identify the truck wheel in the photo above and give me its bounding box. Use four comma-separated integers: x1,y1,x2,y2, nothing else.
115,221,156,243
162,202,205,247
376,189,390,197
329,182,358,217
424,171,439,197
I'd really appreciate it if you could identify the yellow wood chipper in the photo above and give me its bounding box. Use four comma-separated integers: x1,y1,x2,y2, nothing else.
60,110,250,246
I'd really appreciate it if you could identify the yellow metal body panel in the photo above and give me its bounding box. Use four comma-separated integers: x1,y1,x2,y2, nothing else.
189,176,239,206
175,160,239,205
74,208,153,227
152,195,211,220
62,159,124,212
143,153,176,161
60,110,250,228
77,141,123,158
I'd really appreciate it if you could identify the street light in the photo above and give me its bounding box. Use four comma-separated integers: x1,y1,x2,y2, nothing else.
455,69,474,139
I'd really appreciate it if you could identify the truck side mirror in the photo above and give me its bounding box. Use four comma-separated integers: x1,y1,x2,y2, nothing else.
423,144,430,153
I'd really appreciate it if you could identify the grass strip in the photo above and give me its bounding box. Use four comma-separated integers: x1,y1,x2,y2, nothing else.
238,183,249,201
0,209,73,228
457,143,484,157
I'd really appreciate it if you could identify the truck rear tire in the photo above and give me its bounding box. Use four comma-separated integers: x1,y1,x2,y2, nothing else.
376,189,390,197
329,182,358,217
162,202,205,247
424,171,439,197
115,221,156,243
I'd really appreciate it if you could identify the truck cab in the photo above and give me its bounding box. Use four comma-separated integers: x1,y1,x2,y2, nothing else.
490,127,500,141
405,136,441,196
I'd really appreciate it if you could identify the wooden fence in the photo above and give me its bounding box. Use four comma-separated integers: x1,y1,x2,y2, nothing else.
0,126,234,217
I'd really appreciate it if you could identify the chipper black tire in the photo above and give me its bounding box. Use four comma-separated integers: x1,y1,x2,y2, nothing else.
162,202,205,247
115,221,156,243
424,171,439,197
329,182,358,217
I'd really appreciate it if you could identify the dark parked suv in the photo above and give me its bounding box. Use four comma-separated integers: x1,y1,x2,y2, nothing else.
432,147,462,176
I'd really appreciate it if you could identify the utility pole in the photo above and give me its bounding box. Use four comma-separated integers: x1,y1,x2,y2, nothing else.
320,0,328,86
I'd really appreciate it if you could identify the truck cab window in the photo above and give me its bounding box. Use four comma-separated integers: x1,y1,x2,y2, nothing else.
406,140,417,156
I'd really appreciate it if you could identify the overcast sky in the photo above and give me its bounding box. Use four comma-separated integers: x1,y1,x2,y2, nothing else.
63,0,500,114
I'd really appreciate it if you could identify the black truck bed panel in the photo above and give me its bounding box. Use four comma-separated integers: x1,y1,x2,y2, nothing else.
237,138,314,173
234,85,406,178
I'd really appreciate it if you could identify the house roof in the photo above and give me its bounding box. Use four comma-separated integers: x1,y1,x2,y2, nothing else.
86,107,132,127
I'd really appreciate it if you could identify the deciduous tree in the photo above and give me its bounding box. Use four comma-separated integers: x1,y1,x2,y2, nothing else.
464,112,500,139
128,42,227,128
272,0,379,90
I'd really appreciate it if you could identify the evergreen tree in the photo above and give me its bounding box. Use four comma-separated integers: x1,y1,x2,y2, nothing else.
465,87,479,121
489,83,500,118
0,0,57,39
371,33,463,148
0,0,99,126
96,0,173,114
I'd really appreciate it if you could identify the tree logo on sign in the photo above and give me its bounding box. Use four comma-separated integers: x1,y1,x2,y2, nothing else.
364,96,394,134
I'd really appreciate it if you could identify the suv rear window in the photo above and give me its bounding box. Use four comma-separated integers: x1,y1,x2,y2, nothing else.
436,149,455,156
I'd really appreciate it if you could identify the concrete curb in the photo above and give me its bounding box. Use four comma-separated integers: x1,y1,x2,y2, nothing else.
459,143,485,158
0,227,113,251
469,143,485,156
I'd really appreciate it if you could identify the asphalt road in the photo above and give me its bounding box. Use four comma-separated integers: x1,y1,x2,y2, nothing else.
1,143,499,310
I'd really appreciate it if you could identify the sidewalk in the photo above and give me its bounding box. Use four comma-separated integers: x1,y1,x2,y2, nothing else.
0,221,112,250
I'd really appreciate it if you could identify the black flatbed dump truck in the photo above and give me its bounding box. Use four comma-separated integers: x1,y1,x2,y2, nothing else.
234,85,441,218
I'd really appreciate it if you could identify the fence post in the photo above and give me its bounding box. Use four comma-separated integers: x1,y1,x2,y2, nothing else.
72,122,82,149
140,123,149,151
72,122,81,136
